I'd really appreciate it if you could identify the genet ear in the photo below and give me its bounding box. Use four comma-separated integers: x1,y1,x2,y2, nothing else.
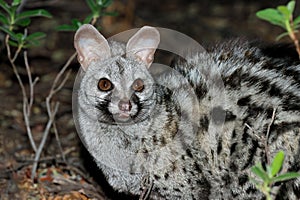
126,26,160,68
74,24,111,71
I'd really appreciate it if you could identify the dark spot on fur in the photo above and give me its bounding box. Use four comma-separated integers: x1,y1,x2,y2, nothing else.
152,135,158,144
164,173,169,180
154,174,161,180
238,174,248,186
237,96,251,106
172,161,177,171
211,106,226,124
194,162,201,172
186,149,193,158
217,138,222,154
160,136,167,146
199,115,209,131
230,142,237,156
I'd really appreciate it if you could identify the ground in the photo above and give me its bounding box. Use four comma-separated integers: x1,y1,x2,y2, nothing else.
0,0,297,199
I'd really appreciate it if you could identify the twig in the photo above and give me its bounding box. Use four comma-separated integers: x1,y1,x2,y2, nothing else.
50,52,76,97
265,108,277,164
45,53,75,162
139,176,154,200
289,17,300,59
31,102,59,180
244,123,262,142
53,121,66,163
24,51,39,116
16,147,75,163
30,52,76,180
5,35,37,152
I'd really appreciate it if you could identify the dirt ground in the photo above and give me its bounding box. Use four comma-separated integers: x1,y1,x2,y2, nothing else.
0,0,297,199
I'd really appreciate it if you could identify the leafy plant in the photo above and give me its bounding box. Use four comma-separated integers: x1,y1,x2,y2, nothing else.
250,151,300,200
57,0,117,31
256,0,300,58
0,0,51,49
0,0,116,181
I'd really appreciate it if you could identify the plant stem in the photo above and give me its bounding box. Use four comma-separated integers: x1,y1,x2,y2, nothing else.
5,35,37,152
265,108,277,165
288,16,300,59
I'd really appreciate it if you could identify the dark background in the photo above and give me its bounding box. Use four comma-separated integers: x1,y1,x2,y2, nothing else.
0,0,298,199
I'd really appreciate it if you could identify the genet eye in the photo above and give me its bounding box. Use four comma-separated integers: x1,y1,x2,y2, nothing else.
132,78,144,92
98,78,113,91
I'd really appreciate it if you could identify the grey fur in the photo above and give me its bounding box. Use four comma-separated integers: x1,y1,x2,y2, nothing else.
74,25,300,200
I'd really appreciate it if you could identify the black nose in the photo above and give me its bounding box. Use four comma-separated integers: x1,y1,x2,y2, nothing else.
118,99,132,112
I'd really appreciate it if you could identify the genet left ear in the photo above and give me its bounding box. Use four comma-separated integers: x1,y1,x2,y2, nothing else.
74,24,111,71
126,26,160,68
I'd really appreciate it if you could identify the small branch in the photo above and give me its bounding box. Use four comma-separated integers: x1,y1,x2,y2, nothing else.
49,52,76,96
12,45,22,63
24,51,38,116
52,69,72,95
31,52,76,178
288,17,300,59
265,108,277,165
16,147,75,163
139,176,154,200
31,102,59,180
53,121,66,163
5,35,37,152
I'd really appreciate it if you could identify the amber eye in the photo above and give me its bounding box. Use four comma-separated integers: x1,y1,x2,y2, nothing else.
98,78,113,91
132,78,144,92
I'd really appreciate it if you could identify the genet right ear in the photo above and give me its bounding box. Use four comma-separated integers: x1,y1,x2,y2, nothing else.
74,24,111,71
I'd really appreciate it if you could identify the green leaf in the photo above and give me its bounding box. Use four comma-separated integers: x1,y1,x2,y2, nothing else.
251,164,270,182
270,151,284,177
277,6,291,19
0,12,8,24
249,177,260,187
12,0,21,6
0,26,16,37
71,18,82,27
25,32,46,41
56,24,78,32
0,0,11,15
15,32,24,42
86,0,97,13
102,11,118,16
295,24,300,29
294,16,300,26
287,1,295,14
276,31,289,41
8,39,18,47
15,9,52,22
266,165,272,177
24,39,41,48
15,18,31,27
272,172,300,183
256,8,285,28
102,0,113,8
83,14,93,24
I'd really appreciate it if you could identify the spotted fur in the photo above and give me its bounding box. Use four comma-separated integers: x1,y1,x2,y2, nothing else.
74,25,300,200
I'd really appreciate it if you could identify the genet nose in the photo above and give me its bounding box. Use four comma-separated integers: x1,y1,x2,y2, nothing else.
118,99,132,112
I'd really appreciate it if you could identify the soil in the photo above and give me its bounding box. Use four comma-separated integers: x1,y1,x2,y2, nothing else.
0,0,297,199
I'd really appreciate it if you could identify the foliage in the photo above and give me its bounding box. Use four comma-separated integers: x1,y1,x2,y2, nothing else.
0,0,52,48
0,0,116,181
250,151,300,200
57,0,117,31
256,0,300,57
